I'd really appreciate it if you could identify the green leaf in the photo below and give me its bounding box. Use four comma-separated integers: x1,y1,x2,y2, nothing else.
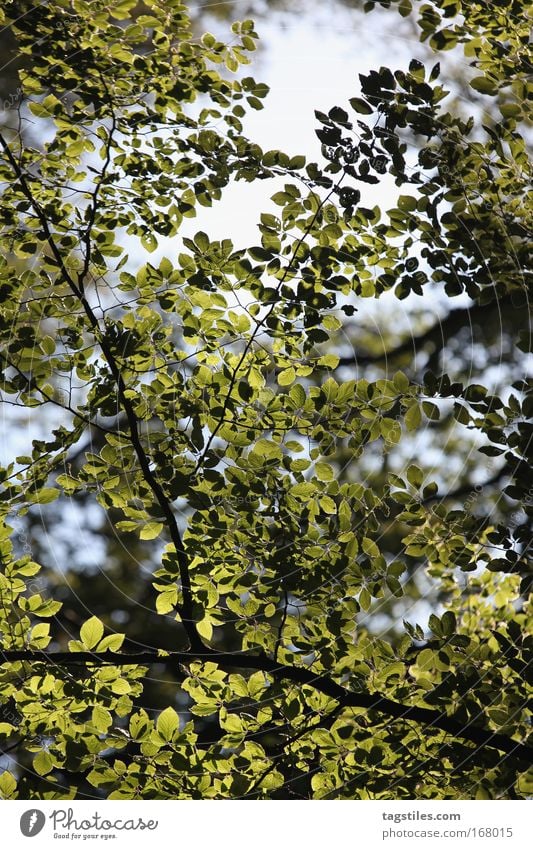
278,367,296,386
362,537,379,558
291,482,316,499
0,772,17,799
253,438,282,461
470,76,497,95
428,614,442,636
96,633,125,652
289,384,306,406
92,705,113,732
315,462,334,481
405,402,422,431
320,495,337,514
33,750,54,776
441,611,456,636
422,401,440,420
80,616,105,650
317,354,340,368
397,195,417,212
349,97,373,114
140,522,164,540
406,465,424,488
32,599,62,617
30,487,59,504
197,617,213,640
110,678,131,695
290,155,306,169
157,706,179,742
393,371,410,392
359,587,371,611
41,335,56,355
156,589,178,614
141,232,158,252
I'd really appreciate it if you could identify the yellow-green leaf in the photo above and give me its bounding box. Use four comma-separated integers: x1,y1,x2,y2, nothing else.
140,522,164,540
80,616,104,649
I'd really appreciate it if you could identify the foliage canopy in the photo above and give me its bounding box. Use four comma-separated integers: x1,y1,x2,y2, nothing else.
0,0,531,800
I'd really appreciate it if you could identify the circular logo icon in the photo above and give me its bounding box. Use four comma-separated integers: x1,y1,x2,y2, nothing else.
20,809,46,837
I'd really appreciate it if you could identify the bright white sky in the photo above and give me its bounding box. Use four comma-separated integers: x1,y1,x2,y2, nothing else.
176,2,474,326
184,1,424,247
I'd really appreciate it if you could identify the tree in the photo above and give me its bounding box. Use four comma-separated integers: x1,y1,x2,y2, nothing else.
0,0,531,800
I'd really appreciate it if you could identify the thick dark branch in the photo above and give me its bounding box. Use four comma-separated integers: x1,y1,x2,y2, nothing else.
422,467,508,505
3,650,531,764
336,296,513,369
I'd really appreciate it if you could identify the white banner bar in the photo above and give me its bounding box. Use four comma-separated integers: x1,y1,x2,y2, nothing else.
1,800,530,849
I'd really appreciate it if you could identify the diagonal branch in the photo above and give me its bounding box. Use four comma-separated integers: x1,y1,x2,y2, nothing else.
421,467,508,505
193,174,345,477
336,296,514,369
244,705,343,798
77,73,116,294
3,650,531,764
0,130,201,651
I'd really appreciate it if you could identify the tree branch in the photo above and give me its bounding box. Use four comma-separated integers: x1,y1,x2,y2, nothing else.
244,705,343,798
336,296,514,369
3,650,531,763
421,467,508,505
77,73,115,294
0,130,201,651
193,174,345,477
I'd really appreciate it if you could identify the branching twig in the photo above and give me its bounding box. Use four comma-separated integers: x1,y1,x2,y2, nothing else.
244,705,343,798
0,129,201,651
274,587,289,662
193,174,345,476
